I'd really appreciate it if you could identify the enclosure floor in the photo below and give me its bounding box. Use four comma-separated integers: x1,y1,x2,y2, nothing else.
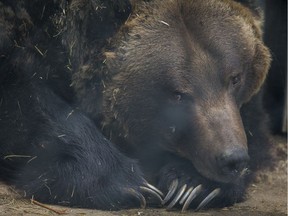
0,136,286,216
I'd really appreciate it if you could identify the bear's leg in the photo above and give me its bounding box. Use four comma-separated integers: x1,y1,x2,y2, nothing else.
0,83,162,210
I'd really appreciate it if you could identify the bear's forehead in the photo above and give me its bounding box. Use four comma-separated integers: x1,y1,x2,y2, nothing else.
124,0,256,76
145,1,254,50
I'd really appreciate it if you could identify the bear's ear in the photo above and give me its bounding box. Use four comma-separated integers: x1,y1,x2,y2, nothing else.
234,0,264,20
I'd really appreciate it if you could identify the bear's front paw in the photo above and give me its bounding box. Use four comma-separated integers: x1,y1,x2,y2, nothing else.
162,179,221,211
157,162,229,211
81,166,164,210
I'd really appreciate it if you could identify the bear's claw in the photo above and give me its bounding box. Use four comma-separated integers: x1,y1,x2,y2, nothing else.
164,180,221,211
145,183,164,197
140,185,163,204
181,184,203,211
125,182,163,208
179,186,194,205
167,184,187,209
195,188,221,211
125,188,147,208
162,179,179,205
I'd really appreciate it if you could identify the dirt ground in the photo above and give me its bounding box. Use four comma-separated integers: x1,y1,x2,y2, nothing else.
0,136,286,216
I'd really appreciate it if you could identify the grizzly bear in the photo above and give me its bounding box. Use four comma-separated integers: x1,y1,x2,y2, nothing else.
0,0,271,211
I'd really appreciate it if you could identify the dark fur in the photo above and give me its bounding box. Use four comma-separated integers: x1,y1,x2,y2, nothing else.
0,0,271,210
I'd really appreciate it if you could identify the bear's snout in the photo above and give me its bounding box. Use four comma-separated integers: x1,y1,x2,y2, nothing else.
181,96,250,183
216,149,250,180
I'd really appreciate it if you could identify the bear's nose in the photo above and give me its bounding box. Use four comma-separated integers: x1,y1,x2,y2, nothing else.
217,149,250,177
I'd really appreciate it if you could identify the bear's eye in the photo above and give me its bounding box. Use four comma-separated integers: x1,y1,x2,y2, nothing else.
171,90,191,103
173,91,188,102
231,74,241,86
175,93,182,101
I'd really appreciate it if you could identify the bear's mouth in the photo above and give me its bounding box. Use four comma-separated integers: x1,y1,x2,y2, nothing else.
174,136,250,184
188,149,250,184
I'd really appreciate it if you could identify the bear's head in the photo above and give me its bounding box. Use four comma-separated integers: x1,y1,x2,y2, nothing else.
103,0,271,184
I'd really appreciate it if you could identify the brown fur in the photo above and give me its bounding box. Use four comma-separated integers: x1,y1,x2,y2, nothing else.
102,0,271,163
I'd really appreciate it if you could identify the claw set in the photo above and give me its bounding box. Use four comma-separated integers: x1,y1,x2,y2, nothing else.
163,179,221,211
130,179,221,211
